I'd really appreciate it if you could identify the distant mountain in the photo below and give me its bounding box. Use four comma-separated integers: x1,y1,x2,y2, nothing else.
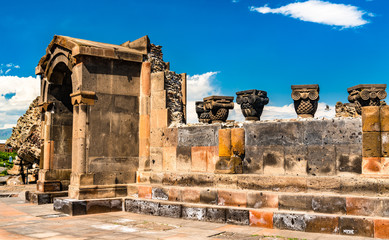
0,128,12,140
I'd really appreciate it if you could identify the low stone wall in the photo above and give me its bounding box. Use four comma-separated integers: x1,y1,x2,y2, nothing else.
145,118,363,177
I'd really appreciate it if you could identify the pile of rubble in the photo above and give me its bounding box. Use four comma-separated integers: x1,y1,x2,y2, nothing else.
6,97,41,184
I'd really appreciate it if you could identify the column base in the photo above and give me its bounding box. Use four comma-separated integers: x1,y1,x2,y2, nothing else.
37,169,72,192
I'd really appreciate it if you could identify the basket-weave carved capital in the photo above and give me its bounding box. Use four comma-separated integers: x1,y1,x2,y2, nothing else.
236,89,269,121
203,96,234,123
195,101,211,123
291,84,320,118
347,84,387,115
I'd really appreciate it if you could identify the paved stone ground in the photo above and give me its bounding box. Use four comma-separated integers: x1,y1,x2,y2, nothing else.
0,186,376,240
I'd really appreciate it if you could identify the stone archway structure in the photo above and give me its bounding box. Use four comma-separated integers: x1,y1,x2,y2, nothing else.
36,35,150,199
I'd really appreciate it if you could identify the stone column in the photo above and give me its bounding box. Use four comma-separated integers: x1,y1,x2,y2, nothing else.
291,84,320,118
139,62,151,172
69,91,96,199
347,84,387,115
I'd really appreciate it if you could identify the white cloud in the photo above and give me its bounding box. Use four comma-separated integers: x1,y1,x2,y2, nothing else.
1,63,21,76
0,75,40,129
261,102,335,120
250,0,371,28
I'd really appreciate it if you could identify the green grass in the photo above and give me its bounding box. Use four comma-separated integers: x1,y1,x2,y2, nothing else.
0,151,16,175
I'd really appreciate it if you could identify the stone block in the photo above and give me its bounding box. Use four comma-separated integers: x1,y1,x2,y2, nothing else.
182,206,206,221
323,119,362,145
346,197,380,216
304,215,339,234
140,96,150,116
381,105,389,132
340,177,379,195
382,158,389,175
200,189,218,205
206,146,219,172
152,187,168,200
191,146,208,172
163,146,176,171
231,128,245,156
273,213,306,231
139,115,150,140
218,129,231,157
311,196,346,214
181,188,200,203
279,195,312,211
140,201,160,216
54,198,87,216
226,209,249,225
362,106,381,132
151,71,165,92
86,200,111,214
238,175,307,192
336,145,362,174
150,128,163,148
151,90,166,110
375,219,389,239
163,127,178,147
150,147,163,171
37,194,51,205
205,208,226,223
307,176,341,193
217,190,246,207
382,132,389,157
158,203,181,218
138,186,152,199
125,199,142,213
215,156,242,174
363,132,381,157
307,145,336,176
37,180,61,192
244,121,304,146
178,125,220,147
249,210,273,228
176,146,191,171
379,179,389,197
168,187,182,202
247,192,278,209
284,145,307,176
150,109,169,129
339,217,374,237
162,172,214,187
243,146,263,174
110,199,122,212
362,157,382,174
303,121,324,145
262,146,285,175
214,174,238,189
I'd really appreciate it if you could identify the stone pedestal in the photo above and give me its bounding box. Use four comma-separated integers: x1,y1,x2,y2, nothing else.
291,84,320,118
347,84,387,115
236,90,269,121
203,96,234,123
195,101,211,123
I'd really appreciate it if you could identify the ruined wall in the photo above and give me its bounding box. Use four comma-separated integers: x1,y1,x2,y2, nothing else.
144,118,362,177
81,56,141,185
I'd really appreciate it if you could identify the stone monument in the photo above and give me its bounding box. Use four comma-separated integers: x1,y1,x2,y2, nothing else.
291,84,320,118
203,96,234,123
347,84,387,115
236,89,269,121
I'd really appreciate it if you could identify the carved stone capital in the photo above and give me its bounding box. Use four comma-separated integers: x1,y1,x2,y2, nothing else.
203,96,234,123
236,89,269,121
195,101,211,123
347,84,387,115
70,91,96,106
291,84,320,118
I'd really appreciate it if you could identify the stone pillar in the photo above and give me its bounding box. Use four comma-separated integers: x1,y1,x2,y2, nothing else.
139,62,151,172
68,91,96,199
381,106,389,173
347,84,387,115
362,106,382,174
236,89,269,121
203,96,234,123
291,84,320,118
215,128,244,174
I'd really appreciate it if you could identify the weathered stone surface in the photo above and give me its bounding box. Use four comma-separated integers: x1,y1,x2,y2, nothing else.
307,145,336,176
347,84,387,115
205,208,226,223
311,196,346,214
226,209,249,225
217,190,246,207
54,198,87,216
182,206,206,221
346,197,381,216
86,200,111,214
304,215,339,234
200,189,218,205
243,146,263,174
375,219,389,239
273,213,306,231
362,157,382,174
340,177,379,195
181,188,200,203
381,105,389,132
158,203,181,218
168,188,182,202
279,195,312,211
284,146,307,176
246,192,278,209
178,125,220,147
203,96,234,123
238,175,307,192
263,146,285,175
339,217,374,237
140,201,159,216
362,106,381,132
236,89,269,121
249,210,273,228
363,132,381,157
382,132,389,157
336,145,362,174
152,187,168,200
138,186,152,199
176,146,191,171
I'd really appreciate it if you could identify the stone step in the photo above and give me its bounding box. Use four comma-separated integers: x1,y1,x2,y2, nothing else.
128,183,389,219
26,190,68,205
123,196,389,239
53,195,389,239
138,171,389,197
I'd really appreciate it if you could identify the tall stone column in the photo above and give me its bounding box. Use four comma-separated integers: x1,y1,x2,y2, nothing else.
69,91,96,199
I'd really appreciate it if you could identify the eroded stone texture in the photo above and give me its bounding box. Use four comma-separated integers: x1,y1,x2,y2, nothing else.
347,84,387,115
195,101,211,123
335,102,358,118
291,84,320,118
203,96,234,123
236,89,269,121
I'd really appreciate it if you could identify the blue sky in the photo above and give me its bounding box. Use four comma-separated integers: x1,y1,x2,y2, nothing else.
0,0,388,125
